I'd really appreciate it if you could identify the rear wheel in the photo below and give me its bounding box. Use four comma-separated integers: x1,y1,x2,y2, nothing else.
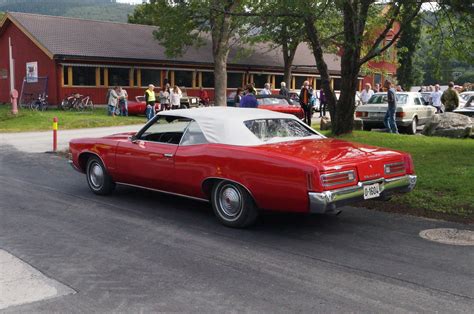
86,156,115,195
211,181,258,228
405,117,417,135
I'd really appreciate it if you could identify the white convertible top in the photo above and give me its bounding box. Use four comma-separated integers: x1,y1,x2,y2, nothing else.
157,107,305,146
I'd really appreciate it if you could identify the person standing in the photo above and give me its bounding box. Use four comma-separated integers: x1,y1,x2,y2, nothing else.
159,84,170,111
233,88,243,107
144,84,156,120
170,85,182,109
260,83,272,95
108,86,119,117
299,80,312,125
319,88,327,118
360,83,374,105
373,83,381,93
279,82,289,98
240,85,258,108
198,87,210,106
118,87,128,116
384,80,398,134
430,84,443,113
441,82,459,112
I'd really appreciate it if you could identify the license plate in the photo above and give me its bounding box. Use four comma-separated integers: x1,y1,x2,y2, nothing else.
363,183,380,199
369,112,384,118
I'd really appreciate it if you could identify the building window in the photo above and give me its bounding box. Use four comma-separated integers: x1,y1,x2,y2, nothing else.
63,66,70,86
374,73,382,85
333,78,342,91
316,78,322,90
108,67,130,87
141,69,161,87
201,72,214,88
227,73,242,88
134,69,140,87
174,70,193,87
294,76,307,89
99,68,106,86
253,74,268,89
71,66,95,86
274,75,285,87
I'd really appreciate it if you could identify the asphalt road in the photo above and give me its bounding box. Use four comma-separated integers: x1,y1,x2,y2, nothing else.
0,146,473,313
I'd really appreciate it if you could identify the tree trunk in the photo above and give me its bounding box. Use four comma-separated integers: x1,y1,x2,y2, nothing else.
304,17,337,120
213,50,228,106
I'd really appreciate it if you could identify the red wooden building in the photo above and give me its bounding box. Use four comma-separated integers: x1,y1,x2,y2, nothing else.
0,12,396,105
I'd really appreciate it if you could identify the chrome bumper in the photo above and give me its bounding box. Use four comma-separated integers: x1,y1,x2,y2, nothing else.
308,175,417,214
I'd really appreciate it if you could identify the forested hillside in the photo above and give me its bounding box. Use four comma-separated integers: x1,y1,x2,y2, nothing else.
0,0,135,22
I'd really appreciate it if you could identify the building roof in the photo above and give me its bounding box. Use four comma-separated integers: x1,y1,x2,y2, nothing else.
157,107,322,146
2,12,341,74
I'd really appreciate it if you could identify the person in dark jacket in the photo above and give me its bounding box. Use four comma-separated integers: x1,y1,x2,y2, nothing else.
234,88,243,107
299,80,312,125
240,85,258,108
383,80,398,134
279,82,289,98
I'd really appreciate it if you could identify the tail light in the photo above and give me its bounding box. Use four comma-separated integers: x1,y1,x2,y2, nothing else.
321,170,356,187
396,111,406,118
356,111,368,117
403,154,415,174
384,161,405,175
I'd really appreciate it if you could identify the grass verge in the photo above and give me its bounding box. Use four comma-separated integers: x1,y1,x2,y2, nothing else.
320,130,473,223
0,104,145,132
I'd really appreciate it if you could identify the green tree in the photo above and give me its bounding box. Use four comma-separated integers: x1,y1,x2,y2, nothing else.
396,16,422,91
129,0,250,106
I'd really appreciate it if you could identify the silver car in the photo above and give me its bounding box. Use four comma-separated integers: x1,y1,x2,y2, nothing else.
355,92,436,134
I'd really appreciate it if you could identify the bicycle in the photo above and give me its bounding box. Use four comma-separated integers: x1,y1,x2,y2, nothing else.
29,93,48,111
79,95,94,111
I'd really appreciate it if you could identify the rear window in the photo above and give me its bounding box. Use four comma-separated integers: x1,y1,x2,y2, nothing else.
368,94,408,105
244,118,320,142
256,97,290,106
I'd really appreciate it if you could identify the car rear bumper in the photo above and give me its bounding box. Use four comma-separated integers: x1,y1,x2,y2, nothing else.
308,175,417,214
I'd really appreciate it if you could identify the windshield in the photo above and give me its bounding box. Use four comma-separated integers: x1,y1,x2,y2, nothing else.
136,96,145,102
460,93,473,101
368,94,408,105
256,97,291,106
244,118,321,142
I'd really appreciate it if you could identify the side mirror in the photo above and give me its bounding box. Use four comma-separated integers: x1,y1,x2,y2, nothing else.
130,134,138,143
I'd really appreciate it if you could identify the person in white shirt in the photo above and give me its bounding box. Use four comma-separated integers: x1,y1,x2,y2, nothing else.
360,83,374,105
170,85,182,109
430,84,443,113
260,83,272,95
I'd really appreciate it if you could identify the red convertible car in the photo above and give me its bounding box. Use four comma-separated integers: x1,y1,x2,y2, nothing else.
256,95,304,119
127,96,160,116
69,108,417,228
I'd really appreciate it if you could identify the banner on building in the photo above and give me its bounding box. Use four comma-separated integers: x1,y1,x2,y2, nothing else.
26,62,38,83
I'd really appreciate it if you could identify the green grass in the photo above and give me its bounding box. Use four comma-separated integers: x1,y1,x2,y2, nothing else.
319,130,474,218
0,104,145,132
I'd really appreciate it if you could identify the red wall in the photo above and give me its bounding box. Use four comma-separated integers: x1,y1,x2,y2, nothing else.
0,22,58,104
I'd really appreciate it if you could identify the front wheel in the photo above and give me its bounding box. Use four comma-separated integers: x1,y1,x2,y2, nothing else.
211,181,258,228
86,156,115,195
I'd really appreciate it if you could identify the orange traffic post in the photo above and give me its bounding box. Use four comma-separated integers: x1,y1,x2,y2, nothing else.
53,117,58,152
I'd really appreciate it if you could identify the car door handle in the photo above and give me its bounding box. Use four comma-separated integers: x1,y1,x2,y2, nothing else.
163,153,174,158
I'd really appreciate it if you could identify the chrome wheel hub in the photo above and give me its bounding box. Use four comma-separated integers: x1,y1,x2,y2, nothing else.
219,185,242,218
89,163,104,188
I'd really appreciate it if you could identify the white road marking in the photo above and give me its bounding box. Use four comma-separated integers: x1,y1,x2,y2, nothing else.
0,249,75,310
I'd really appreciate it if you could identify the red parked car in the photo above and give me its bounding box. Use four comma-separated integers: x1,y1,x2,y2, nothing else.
256,95,304,119
127,96,160,116
69,107,417,228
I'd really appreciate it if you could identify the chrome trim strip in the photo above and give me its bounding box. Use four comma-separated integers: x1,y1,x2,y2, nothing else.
308,174,417,214
116,182,209,203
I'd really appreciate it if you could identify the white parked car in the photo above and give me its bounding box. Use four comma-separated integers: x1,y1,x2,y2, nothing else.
459,91,474,108
355,92,436,134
